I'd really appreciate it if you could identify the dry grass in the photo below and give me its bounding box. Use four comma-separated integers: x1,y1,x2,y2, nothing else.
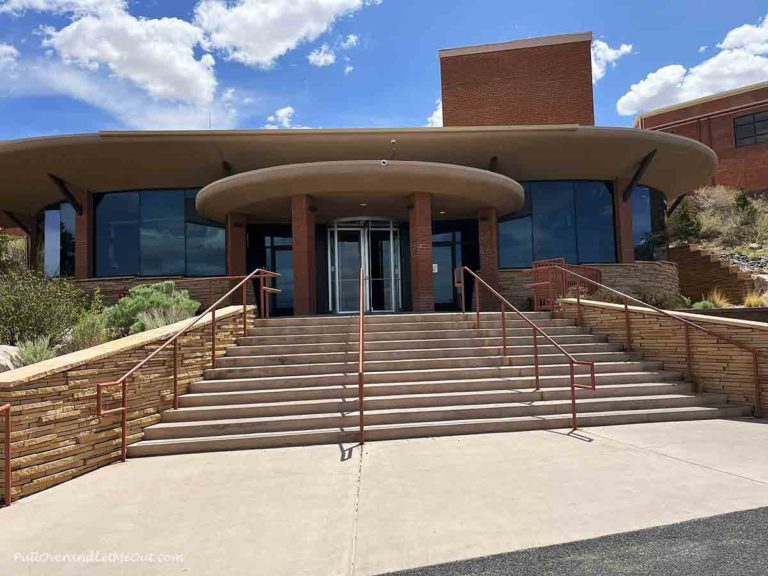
707,288,732,309
743,291,764,308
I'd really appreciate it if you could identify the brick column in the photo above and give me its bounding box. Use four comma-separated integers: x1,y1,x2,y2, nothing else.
614,177,635,263
292,195,316,315
409,192,434,312
477,207,500,310
74,189,92,279
226,213,247,276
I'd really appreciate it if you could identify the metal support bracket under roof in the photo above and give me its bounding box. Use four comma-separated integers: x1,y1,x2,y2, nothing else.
667,193,687,216
622,149,657,202
48,173,83,215
2,211,32,235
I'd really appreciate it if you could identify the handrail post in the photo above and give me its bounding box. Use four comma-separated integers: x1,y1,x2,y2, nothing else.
173,339,179,410
120,380,127,462
210,307,217,368
2,404,10,507
575,278,582,326
532,327,540,390
753,352,762,417
242,282,248,337
259,273,265,319
475,281,480,329
569,361,578,430
358,267,365,444
208,278,213,309
684,323,694,387
623,297,632,352
500,302,507,357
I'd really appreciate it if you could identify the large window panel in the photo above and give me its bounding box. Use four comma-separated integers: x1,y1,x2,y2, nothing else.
530,181,578,263
574,181,616,263
186,223,226,276
498,217,533,268
140,190,185,276
632,186,667,261
95,192,140,276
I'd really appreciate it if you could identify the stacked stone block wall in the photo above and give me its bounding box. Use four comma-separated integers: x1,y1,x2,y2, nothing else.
0,306,251,504
668,245,752,303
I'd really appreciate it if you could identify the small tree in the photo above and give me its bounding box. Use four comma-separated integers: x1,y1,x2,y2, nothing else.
668,197,702,243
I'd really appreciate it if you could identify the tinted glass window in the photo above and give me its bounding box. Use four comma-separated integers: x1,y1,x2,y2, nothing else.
95,192,140,276
140,190,185,276
43,207,61,277
632,186,667,261
498,217,533,268
95,189,225,277
575,181,616,263
530,181,578,263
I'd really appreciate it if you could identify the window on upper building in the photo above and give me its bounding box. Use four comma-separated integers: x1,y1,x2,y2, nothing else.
94,189,226,278
498,180,616,268
734,111,768,148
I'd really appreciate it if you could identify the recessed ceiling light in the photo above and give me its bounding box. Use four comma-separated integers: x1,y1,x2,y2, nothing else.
439,210,447,215
360,202,368,207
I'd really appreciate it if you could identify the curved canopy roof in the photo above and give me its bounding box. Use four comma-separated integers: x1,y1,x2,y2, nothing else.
196,160,525,222
0,125,717,227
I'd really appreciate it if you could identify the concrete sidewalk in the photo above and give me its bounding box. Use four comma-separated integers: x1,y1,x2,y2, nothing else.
1,419,768,576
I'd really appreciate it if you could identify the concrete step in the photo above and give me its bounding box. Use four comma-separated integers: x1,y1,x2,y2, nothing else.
227,333,609,357
206,351,642,379
127,404,751,457
163,382,694,422
236,325,590,346
142,393,727,440
183,369,683,403
218,342,625,367
194,360,663,393
250,311,554,328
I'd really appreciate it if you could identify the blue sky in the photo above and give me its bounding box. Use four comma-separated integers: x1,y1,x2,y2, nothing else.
0,0,767,139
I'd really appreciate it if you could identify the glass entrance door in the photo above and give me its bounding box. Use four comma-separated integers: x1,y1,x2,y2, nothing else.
328,219,401,313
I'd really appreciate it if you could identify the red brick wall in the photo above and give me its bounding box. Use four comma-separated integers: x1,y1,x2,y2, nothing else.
409,193,434,312
477,207,500,310
641,85,768,192
440,38,594,127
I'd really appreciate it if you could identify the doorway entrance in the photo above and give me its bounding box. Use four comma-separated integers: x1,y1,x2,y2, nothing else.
328,218,402,313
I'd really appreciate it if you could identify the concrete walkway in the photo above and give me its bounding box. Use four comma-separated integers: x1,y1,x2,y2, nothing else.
1,419,768,576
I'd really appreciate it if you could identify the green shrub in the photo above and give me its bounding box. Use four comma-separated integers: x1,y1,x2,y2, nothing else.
11,335,57,368
136,304,198,331
0,271,87,346
587,286,688,310
668,197,702,243
64,310,113,353
692,300,716,309
0,230,26,273
105,281,200,335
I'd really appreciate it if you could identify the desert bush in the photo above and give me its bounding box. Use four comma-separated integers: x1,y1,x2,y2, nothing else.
692,300,716,309
136,304,198,331
0,230,26,273
0,270,87,346
64,310,113,353
11,335,57,368
585,286,688,310
105,281,200,335
743,292,764,308
667,197,702,243
706,288,731,309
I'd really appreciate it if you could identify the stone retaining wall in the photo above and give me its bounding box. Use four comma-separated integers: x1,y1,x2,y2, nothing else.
0,306,252,504
668,245,753,303
559,299,765,414
498,261,679,310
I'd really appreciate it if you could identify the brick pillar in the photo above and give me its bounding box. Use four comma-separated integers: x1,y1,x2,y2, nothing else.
292,195,316,315
226,213,247,276
409,192,434,312
477,207,500,310
74,189,92,279
614,177,635,263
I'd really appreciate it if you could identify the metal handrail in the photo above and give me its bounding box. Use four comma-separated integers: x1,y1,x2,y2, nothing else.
540,263,765,417
1,403,10,507
358,267,366,443
96,268,281,462
454,267,596,429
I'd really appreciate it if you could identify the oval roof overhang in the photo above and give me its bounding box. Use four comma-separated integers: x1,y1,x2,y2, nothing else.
196,160,525,222
0,125,717,227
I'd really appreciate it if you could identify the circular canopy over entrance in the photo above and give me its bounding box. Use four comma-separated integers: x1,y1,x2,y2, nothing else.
195,160,525,223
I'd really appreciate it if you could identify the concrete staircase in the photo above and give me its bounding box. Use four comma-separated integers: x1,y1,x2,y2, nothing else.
127,312,750,457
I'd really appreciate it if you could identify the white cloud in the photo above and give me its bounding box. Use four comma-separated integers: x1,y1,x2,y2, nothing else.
263,105,312,129
340,33,359,49
618,14,768,115
0,0,123,15
42,9,217,106
0,43,19,72
698,45,707,53
307,42,335,67
591,39,632,83
194,0,365,68
344,64,354,74
426,99,442,127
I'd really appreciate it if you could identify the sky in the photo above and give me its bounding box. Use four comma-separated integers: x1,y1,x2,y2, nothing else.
0,0,767,139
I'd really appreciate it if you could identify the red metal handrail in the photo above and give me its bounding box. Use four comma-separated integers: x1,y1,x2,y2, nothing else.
358,267,366,444
454,267,596,429
96,268,280,462
1,403,10,507
538,263,765,417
